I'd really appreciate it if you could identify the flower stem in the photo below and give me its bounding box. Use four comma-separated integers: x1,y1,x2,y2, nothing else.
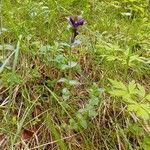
69,35,73,78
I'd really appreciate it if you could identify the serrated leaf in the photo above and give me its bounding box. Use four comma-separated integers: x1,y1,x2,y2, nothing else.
145,94,150,101
123,97,136,103
128,80,136,94
109,90,127,97
128,104,138,112
137,108,149,120
109,79,126,91
39,45,51,53
137,83,145,98
55,54,65,63
128,104,150,120
140,104,150,114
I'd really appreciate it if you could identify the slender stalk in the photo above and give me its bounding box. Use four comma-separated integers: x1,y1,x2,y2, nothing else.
69,40,72,78
69,29,78,77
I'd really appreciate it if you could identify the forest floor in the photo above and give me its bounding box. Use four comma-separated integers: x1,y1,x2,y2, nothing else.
0,0,150,149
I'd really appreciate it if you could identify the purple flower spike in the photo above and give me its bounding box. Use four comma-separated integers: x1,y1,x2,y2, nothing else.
66,15,85,43
67,16,84,29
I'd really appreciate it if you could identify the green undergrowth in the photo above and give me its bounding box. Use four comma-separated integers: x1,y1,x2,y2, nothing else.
0,0,150,149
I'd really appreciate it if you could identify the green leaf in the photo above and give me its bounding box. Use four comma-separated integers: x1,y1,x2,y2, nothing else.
109,79,127,90
140,104,150,114
68,61,77,68
128,104,150,120
145,94,150,101
141,136,150,150
62,88,70,101
39,45,51,53
123,97,136,104
80,119,87,129
109,90,127,97
68,80,80,86
76,114,88,129
137,108,149,120
61,64,69,70
88,110,98,117
78,104,92,113
137,83,145,98
128,80,136,95
57,78,68,83
61,61,78,70
89,97,99,106
128,104,138,112
128,124,143,136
